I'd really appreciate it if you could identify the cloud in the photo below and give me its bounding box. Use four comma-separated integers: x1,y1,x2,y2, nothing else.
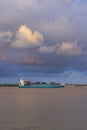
8,0,38,11
39,16,77,42
38,45,57,53
38,40,83,56
15,54,45,65
0,30,12,38
63,0,71,3
56,41,82,56
0,30,13,46
0,55,8,61
11,25,43,48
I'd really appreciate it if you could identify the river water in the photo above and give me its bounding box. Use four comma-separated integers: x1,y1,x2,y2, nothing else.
0,87,87,130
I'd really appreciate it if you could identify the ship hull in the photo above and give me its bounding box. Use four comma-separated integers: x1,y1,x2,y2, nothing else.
19,84,64,88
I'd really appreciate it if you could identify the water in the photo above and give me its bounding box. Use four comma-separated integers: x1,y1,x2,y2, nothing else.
0,87,87,130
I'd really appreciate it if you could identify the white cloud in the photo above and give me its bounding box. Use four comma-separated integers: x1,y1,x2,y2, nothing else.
38,40,83,56
0,30,13,46
56,41,82,56
0,30,12,38
11,25,43,48
38,45,57,53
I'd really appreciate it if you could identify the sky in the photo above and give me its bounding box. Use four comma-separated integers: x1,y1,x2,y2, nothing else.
0,0,87,84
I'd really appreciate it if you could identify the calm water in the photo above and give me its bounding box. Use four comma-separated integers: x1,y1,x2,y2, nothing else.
0,87,87,130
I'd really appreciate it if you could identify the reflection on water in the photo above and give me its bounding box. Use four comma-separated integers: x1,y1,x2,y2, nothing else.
0,87,87,130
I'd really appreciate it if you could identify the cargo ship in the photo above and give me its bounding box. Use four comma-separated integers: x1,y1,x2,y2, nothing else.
19,77,64,88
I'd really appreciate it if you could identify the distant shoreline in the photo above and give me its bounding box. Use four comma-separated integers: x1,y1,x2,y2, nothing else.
0,84,18,87
65,84,87,88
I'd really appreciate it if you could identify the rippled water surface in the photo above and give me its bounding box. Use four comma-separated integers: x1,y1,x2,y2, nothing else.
0,87,87,130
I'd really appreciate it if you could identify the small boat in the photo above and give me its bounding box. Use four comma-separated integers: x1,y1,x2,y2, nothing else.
19,77,64,88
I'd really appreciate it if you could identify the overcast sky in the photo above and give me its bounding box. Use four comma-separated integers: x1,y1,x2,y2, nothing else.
0,0,87,83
